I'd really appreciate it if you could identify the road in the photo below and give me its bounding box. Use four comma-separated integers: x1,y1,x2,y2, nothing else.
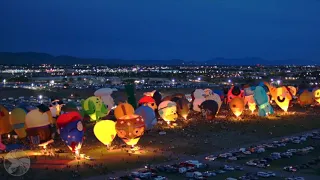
85,129,320,180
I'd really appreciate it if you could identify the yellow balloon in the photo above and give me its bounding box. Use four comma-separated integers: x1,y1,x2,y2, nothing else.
313,88,320,104
10,108,27,138
0,105,13,135
229,97,245,117
94,120,117,146
264,82,292,112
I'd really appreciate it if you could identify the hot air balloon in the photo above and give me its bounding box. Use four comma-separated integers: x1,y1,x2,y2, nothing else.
49,98,64,118
81,96,108,121
57,112,84,155
204,89,213,97
287,86,297,97
264,82,293,112
229,97,245,117
138,96,157,110
135,105,157,130
313,88,320,104
116,114,145,147
205,93,222,114
0,135,6,151
200,100,219,120
171,93,186,102
213,89,224,101
227,86,244,103
193,89,206,99
158,101,178,124
244,85,256,113
9,108,28,138
144,90,162,106
25,108,52,145
193,98,206,112
176,98,190,119
298,90,313,106
162,96,172,102
253,86,274,117
93,120,116,147
0,105,12,135
114,103,135,119
94,88,115,111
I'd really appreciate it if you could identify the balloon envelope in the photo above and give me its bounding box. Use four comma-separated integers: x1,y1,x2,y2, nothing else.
200,100,219,120
254,86,274,117
0,105,12,135
229,97,245,117
176,98,190,119
158,101,178,122
10,108,27,138
193,98,205,112
135,106,157,130
298,90,313,106
93,120,116,146
114,103,135,119
116,114,145,146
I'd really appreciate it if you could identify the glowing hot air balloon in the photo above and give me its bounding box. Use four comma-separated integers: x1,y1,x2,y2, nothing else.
158,101,178,124
254,86,274,117
244,85,256,113
313,88,320,104
176,98,190,119
0,105,12,135
116,114,145,147
9,108,28,138
205,93,222,114
114,102,135,119
229,97,245,117
93,120,116,147
264,82,292,112
81,96,108,121
135,105,157,130
227,86,244,103
298,90,313,106
57,112,84,154
94,88,115,112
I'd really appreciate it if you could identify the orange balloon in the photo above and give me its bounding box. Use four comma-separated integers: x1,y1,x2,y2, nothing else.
114,103,135,119
229,97,245,117
0,105,12,135
298,90,313,106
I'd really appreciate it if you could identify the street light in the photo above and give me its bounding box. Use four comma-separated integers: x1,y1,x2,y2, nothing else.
228,79,231,83
277,80,281,85
3,79,6,84
198,77,201,81
38,95,43,100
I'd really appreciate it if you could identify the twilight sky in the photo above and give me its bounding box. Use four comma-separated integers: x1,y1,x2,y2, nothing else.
0,0,320,61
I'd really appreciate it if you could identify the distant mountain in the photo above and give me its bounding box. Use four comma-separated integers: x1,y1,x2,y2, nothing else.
0,52,317,65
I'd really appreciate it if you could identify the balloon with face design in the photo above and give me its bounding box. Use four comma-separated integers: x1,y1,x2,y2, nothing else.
57,112,84,153
114,103,135,119
205,93,222,114
138,96,157,110
176,98,190,119
94,120,116,147
298,90,313,106
135,105,157,130
227,86,244,103
253,86,274,117
116,114,145,146
94,88,115,112
229,97,245,117
158,101,178,124
81,96,108,121
0,105,12,135
264,82,292,112
313,88,320,104
193,98,206,112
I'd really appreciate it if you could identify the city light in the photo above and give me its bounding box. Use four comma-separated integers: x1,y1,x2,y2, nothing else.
228,79,231,83
50,80,55,84
3,79,6,84
277,80,281,85
271,79,274,82
39,95,43,100
198,77,201,81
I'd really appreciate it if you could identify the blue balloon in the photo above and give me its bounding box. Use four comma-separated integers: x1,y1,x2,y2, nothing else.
59,119,84,152
135,105,157,130
254,86,274,117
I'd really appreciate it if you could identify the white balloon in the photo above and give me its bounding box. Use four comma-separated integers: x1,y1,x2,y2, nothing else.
193,89,206,99
193,98,206,112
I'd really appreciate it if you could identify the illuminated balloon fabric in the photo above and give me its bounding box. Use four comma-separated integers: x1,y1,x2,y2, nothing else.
25,109,52,144
135,106,157,130
93,120,116,146
162,96,172,102
213,90,224,101
313,88,320,103
204,89,213,97
229,97,245,117
57,112,84,152
94,88,115,112
244,85,255,96
193,98,205,112
49,99,63,118
245,95,256,113
9,108,28,138
114,103,135,119
81,96,108,121
185,94,192,102
298,90,313,106
0,105,12,135
227,86,244,103
158,101,178,122
287,86,297,97
116,114,145,146
200,100,219,120
176,98,190,119
205,93,222,114
264,82,292,112
138,96,157,110
61,102,79,114
253,86,274,117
